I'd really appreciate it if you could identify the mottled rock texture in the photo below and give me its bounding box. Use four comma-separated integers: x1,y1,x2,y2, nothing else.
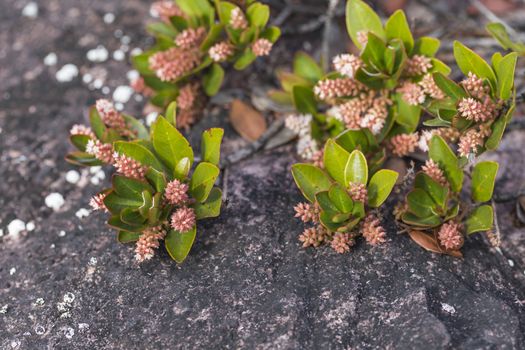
1,0,525,349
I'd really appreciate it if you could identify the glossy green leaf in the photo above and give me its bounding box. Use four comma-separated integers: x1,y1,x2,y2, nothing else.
471,161,498,203
291,163,332,203
328,184,353,213
193,187,222,219
293,52,324,82
190,162,220,202
121,208,146,225
107,215,145,232
151,116,193,176
394,93,421,131
201,128,223,166
367,169,398,208
145,168,167,193
432,72,467,100
323,139,351,187
203,63,224,96
246,3,269,27
292,85,317,115
413,37,440,56
104,192,143,215
139,190,153,218
407,188,436,218
453,41,497,89
486,22,525,54
346,0,385,49
112,175,153,199
89,106,107,140
316,191,340,215
429,135,464,193
347,150,368,185
117,231,141,243
165,226,197,263
486,105,514,150
494,52,517,100
65,151,103,167
122,114,149,140
385,10,414,53
414,173,448,209
113,141,164,172
69,134,91,152
402,212,441,228
466,205,493,234
234,49,257,70
175,157,191,180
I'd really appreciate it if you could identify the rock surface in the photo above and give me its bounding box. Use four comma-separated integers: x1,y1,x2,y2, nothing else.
1,0,525,349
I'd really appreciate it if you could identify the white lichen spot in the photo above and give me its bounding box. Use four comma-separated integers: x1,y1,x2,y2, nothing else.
35,325,45,335
82,73,93,84
145,112,159,127
56,64,79,82
43,52,57,66
22,2,38,18
113,86,134,103
103,13,115,24
112,50,125,61
101,86,110,95
26,221,35,231
34,298,45,306
64,327,75,339
120,35,131,45
90,168,105,185
7,219,26,237
86,45,109,63
9,267,16,275
130,48,143,56
0,228,3,237
75,208,90,219
45,192,65,211
10,339,20,349
65,170,80,184
78,323,89,332
58,230,66,237
441,302,456,314
509,259,515,267
0,304,8,314
126,70,139,81
89,257,98,266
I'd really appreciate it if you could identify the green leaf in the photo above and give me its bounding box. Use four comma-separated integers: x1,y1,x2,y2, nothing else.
104,192,143,214
413,37,440,56
385,10,414,53
89,106,107,140
367,169,398,208
323,139,351,187
201,23,224,51
394,93,421,131
486,105,514,150
291,163,332,203
121,208,146,225
113,141,164,172
471,161,498,202
117,231,141,243
203,63,224,96
176,0,214,26
175,157,191,180
319,211,343,231
494,52,517,100
193,187,222,219
165,226,197,263
347,150,368,185
65,151,103,167
486,22,525,54
315,191,340,215
139,190,153,218
292,85,317,115
429,135,464,193
234,49,257,70
131,53,153,75
432,72,467,101
414,173,448,209
165,102,178,126
146,167,167,193
151,116,194,177
146,22,178,37
122,114,149,140
407,188,436,218
201,128,224,166
246,3,269,27
402,212,441,228
466,205,493,234
361,32,386,70
345,0,385,49
328,184,354,213
335,129,376,154
70,134,92,152
190,162,220,202
113,175,153,199
107,215,145,232
453,41,497,89
260,26,281,43
293,52,324,82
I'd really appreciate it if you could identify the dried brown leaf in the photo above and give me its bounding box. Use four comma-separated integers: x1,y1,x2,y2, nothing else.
408,230,443,254
229,99,267,142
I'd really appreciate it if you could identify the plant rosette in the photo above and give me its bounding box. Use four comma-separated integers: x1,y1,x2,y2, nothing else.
68,100,224,263
132,0,280,129
291,139,398,254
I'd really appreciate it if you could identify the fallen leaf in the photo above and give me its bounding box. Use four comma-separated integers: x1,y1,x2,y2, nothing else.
408,230,443,254
229,99,267,141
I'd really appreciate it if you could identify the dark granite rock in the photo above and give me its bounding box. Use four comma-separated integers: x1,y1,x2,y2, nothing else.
1,0,525,349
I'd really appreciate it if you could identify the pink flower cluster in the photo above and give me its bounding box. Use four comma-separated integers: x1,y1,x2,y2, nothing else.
314,78,363,101
171,207,196,233
165,179,189,205
404,55,433,77
337,91,391,135
361,213,386,246
149,47,201,82
389,133,419,157
113,152,148,180
175,27,206,49
208,41,234,62
150,1,184,23
95,99,135,138
422,159,447,186
135,225,167,262
349,182,367,203
86,139,114,164
438,221,464,250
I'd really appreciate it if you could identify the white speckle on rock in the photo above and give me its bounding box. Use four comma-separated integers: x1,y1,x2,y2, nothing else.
56,64,79,82
113,50,125,61
26,221,35,231
441,302,456,314
34,298,45,306
78,323,89,332
113,85,134,103
0,304,8,314
22,2,38,18
82,73,93,84
126,70,139,81
101,86,110,95
93,78,104,89
9,339,20,349
103,13,115,24
9,267,16,275
130,48,143,56
35,325,45,335
45,192,65,211
7,219,26,237
87,45,109,62
65,170,80,184
89,257,98,266
509,259,515,267
120,35,131,45
75,208,90,219
115,102,124,111
64,327,75,339
64,292,75,304
89,166,102,174
146,112,159,126
0,229,3,237
43,52,57,66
